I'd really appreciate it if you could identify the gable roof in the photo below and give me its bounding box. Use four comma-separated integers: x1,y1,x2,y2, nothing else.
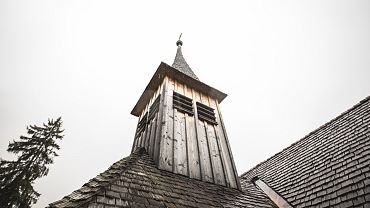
241,96,370,207
49,148,276,208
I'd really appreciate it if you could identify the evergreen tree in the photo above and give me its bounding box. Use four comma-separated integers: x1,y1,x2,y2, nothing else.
0,117,64,208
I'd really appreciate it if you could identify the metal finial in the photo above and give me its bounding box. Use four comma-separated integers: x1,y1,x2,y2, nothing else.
176,33,183,46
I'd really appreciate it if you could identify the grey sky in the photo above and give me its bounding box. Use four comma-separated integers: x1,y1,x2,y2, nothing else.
1,1,369,207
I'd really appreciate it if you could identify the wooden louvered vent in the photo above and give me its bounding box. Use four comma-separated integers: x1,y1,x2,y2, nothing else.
136,112,147,137
173,91,194,116
148,95,161,120
196,102,217,125
136,95,161,138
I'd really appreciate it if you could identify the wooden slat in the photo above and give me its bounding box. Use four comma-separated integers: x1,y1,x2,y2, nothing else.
206,96,228,187
197,109,216,120
205,123,226,186
192,89,204,181
144,87,160,152
158,77,175,172
194,91,213,183
186,87,201,180
131,116,141,153
173,110,188,175
198,114,218,125
212,124,228,186
143,88,156,150
197,120,214,183
153,80,166,164
173,81,188,176
173,93,192,104
202,95,225,186
136,134,142,150
200,94,215,183
148,114,157,157
173,100,194,116
197,102,215,114
196,101,217,125
208,97,234,187
148,96,160,121
173,90,194,116
141,122,147,148
214,99,241,189
144,122,152,150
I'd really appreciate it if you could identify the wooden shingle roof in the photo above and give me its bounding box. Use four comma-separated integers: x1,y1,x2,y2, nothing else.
49,148,276,208
241,96,370,207
172,42,199,81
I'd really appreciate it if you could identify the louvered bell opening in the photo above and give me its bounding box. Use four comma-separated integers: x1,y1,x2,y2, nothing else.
173,91,194,116
148,95,161,121
196,102,217,125
136,112,148,138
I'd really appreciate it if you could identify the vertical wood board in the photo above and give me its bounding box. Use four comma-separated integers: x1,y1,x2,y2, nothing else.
194,91,213,182
173,81,188,175
215,100,240,189
154,79,167,164
205,122,226,186
186,87,201,179
148,114,158,157
158,77,175,171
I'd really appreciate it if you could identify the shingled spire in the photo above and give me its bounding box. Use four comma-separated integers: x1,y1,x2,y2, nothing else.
172,36,199,80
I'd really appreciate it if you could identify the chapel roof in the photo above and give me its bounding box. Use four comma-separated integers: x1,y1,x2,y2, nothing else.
49,148,276,208
241,96,370,207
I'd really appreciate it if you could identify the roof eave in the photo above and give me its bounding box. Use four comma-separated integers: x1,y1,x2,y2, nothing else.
131,62,227,117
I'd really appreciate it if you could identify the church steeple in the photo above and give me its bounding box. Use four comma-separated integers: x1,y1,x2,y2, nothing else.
131,40,241,190
172,36,199,80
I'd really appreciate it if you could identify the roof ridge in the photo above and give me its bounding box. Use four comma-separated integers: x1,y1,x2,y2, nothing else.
240,95,370,179
49,148,147,208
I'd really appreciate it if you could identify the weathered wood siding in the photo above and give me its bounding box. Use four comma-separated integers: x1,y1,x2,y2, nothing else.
131,82,163,158
132,76,240,189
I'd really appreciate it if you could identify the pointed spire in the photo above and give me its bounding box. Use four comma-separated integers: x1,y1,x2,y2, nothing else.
172,34,199,80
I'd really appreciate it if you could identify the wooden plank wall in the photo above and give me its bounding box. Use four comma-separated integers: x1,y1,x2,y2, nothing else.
193,91,214,183
132,76,240,189
131,83,163,157
158,77,239,189
158,77,174,172
173,82,188,175
185,87,201,180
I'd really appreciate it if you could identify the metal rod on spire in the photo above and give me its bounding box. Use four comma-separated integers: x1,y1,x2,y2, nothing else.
176,33,183,46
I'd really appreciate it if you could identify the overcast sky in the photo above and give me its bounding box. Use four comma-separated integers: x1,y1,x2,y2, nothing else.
1,1,369,207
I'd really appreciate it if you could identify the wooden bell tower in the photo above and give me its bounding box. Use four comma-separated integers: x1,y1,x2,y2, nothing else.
131,38,241,189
